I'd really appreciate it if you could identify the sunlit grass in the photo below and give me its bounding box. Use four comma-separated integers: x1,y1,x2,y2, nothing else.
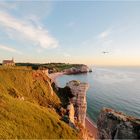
0,67,79,139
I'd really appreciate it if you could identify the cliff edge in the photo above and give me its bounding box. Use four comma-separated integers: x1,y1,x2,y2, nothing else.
97,108,140,139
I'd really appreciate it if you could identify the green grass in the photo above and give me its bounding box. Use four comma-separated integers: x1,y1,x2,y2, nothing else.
16,62,85,71
0,67,79,139
0,67,60,107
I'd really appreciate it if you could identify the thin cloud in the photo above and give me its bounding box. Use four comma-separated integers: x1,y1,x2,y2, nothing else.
81,28,113,51
0,11,59,49
98,29,111,40
96,28,113,49
0,44,22,54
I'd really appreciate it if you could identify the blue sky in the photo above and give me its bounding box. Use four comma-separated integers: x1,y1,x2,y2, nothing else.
0,1,140,65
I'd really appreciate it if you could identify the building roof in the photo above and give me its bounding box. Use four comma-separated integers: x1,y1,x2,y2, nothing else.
3,60,14,64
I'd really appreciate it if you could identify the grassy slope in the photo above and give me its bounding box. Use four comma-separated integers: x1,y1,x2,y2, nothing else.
0,67,78,139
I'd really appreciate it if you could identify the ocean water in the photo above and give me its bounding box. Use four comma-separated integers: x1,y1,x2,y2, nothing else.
56,66,140,123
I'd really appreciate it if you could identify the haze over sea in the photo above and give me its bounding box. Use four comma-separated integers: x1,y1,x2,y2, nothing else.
56,66,140,122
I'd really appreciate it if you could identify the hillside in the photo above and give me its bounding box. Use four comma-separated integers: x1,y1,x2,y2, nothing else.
16,62,86,72
0,67,79,139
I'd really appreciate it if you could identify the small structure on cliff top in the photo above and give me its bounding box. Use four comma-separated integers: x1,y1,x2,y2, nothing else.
2,58,15,66
66,80,89,127
97,107,140,139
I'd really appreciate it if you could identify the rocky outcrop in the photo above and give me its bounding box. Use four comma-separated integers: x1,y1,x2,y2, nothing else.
41,69,49,75
32,70,54,96
66,80,89,127
97,108,140,139
67,103,75,124
64,65,89,74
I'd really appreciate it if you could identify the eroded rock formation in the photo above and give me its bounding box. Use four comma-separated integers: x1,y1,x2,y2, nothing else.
66,80,89,127
64,65,89,74
97,108,140,139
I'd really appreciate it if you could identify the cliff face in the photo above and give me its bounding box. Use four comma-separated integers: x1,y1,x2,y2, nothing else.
66,80,89,127
64,65,89,74
97,108,140,139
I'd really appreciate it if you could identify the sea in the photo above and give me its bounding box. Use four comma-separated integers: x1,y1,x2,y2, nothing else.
56,66,140,123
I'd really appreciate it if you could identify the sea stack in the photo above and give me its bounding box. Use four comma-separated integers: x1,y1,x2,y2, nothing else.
66,80,89,127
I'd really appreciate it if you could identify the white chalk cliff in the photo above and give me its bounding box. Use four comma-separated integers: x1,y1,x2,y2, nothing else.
66,80,89,127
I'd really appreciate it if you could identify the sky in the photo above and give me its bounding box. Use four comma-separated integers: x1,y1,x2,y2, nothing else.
0,1,140,66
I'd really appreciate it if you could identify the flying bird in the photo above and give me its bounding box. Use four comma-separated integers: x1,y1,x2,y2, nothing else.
102,51,109,54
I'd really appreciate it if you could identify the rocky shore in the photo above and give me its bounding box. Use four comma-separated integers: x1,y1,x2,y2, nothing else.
97,108,140,139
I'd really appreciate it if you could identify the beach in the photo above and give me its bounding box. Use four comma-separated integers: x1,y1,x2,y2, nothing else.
85,117,98,139
48,72,64,83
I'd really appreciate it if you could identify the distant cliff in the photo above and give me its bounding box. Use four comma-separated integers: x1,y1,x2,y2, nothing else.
97,108,140,139
64,65,90,74
16,62,90,73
